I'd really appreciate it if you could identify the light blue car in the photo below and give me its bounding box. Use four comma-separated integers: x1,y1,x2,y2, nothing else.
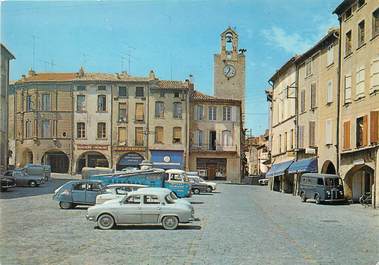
53,180,105,209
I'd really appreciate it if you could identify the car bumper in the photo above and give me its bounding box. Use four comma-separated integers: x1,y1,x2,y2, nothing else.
324,198,345,202
86,215,96,222
1,183,16,189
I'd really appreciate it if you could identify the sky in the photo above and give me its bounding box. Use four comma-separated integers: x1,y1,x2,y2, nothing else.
1,0,341,135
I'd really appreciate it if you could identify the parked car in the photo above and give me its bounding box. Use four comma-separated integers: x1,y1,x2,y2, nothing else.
86,188,195,230
24,164,47,181
186,172,216,192
187,176,208,194
258,178,269,185
299,173,345,204
0,175,16,191
53,180,105,209
3,169,44,187
96,184,147,204
139,187,192,208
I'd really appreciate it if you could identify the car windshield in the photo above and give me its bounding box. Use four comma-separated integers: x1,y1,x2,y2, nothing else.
198,177,205,183
169,192,178,200
324,178,342,188
165,194,175,204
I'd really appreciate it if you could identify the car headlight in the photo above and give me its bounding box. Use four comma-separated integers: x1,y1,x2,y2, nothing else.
339,190,343,195
326,191,330,195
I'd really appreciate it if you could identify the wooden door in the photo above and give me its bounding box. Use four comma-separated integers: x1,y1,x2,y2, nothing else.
207,164,217,180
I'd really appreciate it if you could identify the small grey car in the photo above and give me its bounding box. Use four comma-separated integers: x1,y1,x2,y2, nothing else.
4,169,44,187
86,188,195,230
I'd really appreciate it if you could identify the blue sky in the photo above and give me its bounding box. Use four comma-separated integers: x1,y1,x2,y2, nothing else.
1,0,341,135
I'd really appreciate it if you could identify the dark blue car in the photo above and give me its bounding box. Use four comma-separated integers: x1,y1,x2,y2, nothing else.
53,180,105,209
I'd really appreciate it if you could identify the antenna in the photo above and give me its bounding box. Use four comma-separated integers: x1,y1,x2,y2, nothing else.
31,35,39,70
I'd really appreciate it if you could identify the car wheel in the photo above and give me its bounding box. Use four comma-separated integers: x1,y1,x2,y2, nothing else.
162,216,178,230
206,186,212,193
29,180,37,187
193,188,200,194
315,194,321,204
97,214,115,230
300,192,306,202
59,201,73,209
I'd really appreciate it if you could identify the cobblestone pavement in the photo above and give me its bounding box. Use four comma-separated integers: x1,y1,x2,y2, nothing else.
1,178,378,265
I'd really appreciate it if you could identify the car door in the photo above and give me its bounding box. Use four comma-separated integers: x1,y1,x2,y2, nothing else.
85,182,102,205
118,195,142,224
71,182,87,203
141,195,161,224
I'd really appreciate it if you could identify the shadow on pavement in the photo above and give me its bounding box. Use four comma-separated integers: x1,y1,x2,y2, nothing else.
190,201,204,205
98,224,202,230
0,178,72,200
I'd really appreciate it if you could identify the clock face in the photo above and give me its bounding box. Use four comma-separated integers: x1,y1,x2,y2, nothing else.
223,65,236,78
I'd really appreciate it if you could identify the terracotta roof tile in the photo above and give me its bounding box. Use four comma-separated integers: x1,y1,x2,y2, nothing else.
18,72,77,82
191,91,241,104
158,80,191,89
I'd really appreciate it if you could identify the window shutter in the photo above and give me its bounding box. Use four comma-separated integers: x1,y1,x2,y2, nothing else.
345,75,352,102
136,103,144,121
232,106,237,122
301,90,305,112
362,115,368,146
343,121,351,149
371,56,379,92
311,83,316,109
356,67,365,96
327,80,333,103
370,111,379,144
118,127,127,145
309,121,315,146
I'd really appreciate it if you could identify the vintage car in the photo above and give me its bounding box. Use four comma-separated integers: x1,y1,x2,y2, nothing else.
53,180,105,209
258,178,269,185
187,176,209,194
86,188,195,230
187,172,216,192
24,164,49,181
0,175,16,191
96,184,147,204
3,169,44,187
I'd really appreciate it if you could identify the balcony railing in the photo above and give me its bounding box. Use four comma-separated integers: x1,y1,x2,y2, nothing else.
191,144,237,152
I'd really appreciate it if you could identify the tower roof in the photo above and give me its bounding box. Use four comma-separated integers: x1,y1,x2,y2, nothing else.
220,26,238,37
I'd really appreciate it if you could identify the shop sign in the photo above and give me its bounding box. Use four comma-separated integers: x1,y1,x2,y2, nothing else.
114,146,146,152
76,144,109,151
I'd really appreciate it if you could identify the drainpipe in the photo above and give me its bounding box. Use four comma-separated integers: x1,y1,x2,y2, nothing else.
146,83,150,161
70,83,74,175
336,18,342,174
110,83,113,169
294,63,299,163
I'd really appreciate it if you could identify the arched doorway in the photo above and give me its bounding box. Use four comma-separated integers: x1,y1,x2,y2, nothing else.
77,152,109,173
21,149,33,167
321,161,336,174
116,153,144,170
344,165,374,202
41,151,69,173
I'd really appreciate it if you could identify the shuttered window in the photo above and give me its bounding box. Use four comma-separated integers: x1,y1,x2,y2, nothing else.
327,80,333,103
370,111,379,144
343,121,351,150
194,105,204,120
208,106,217,121
300,90,305,113
344,75,352,103
327,45,334,66
135,127,144,146
356,66,365,97
309,121,316,147
325,119,333,145
155,101,164,118
356,116,368,148
173,127,181,144
135,103,144,122
223,106,232,121
299,126,304,148
155,126,164,144
118,127,127,145
118,103,127,122
370,56,379,93
310,83,316,109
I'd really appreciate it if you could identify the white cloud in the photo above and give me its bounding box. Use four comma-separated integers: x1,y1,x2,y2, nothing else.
262,26,313,54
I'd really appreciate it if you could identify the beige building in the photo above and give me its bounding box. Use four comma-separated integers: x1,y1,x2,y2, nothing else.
334,0,379,206
0,44,15,173
294,29,340,194
245,131,269,176
189,91,242,182
10,71,74,172
266,56,298,192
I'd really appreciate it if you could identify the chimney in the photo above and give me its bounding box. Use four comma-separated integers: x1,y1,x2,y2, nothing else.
149,70,156,79
28,68,36,76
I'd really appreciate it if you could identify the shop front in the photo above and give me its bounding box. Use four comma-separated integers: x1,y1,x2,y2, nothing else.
150,150,184,170
116,153,145,170
266,160,294,192
196,158,227,180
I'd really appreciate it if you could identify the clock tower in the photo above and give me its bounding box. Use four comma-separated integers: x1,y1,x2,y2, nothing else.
214,27,246,117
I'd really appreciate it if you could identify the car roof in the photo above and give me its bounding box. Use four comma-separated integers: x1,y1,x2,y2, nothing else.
106,184,147,188
166,169,185,174
128,187,171,196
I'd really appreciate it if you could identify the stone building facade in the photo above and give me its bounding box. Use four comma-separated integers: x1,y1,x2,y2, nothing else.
0,44,14,173
189,91,242,183
334,0,379,206
245,131,269,176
